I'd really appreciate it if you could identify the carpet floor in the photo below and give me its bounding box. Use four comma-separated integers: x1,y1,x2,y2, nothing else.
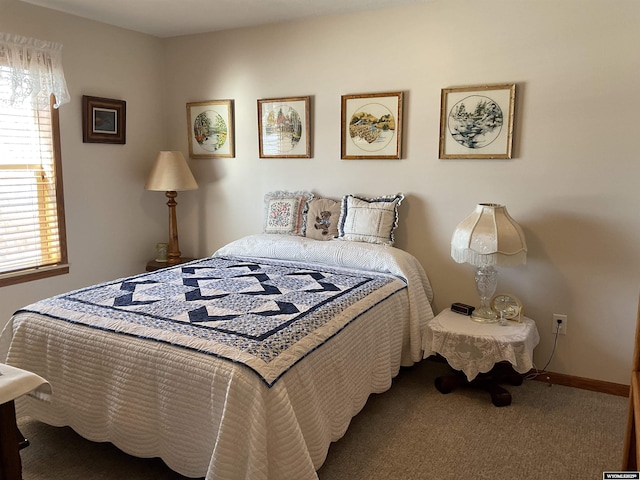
17,360,628,479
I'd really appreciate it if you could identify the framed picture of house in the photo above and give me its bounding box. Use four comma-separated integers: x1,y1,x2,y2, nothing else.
82,95,126,144
341,91,403,160
439,83,516,159
257,96,311,158
186,100,235,158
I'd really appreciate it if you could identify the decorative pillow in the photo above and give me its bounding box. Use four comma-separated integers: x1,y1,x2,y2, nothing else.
305,197,341,241
337,193,404,246
263,191,313,236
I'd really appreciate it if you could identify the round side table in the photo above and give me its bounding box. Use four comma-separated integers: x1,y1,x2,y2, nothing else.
423,308,540,406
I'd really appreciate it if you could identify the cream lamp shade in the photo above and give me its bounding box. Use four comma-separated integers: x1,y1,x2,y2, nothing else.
144,151,198,192
451,203,527,322
451,203,527,267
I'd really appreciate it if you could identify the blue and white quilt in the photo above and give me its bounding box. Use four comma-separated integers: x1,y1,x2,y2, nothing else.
16,255,406,386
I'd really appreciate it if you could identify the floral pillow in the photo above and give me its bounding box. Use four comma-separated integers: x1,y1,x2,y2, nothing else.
337,193,404,246
305,197,341,240
263,191,313,236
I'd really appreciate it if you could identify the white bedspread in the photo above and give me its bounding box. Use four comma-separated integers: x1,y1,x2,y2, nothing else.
2,235,434,479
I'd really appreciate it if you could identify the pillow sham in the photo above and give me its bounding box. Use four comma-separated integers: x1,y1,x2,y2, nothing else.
305,197,341,241
337,193,404,246
263,190,313,236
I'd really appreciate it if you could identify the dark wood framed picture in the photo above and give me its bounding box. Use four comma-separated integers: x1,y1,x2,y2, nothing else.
82,95,126,144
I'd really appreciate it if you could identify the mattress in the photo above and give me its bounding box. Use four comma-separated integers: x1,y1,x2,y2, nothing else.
1,234,434,479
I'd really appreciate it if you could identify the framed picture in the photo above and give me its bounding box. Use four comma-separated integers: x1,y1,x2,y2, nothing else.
439,83,516,159
82,95,126,144
341,91,403,160
186,100,235,158
257,96,311,158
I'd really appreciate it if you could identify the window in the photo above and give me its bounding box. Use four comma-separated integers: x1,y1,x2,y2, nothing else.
0,34,70,287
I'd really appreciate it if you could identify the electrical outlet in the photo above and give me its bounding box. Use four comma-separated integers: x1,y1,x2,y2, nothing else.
552,314,567,335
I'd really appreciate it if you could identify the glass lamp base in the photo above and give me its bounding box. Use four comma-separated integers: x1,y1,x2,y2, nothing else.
472,265,499,323
471,306,498,323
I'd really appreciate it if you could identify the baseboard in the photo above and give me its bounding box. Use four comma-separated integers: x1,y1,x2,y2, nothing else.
425,356,630,397
532,370,630,397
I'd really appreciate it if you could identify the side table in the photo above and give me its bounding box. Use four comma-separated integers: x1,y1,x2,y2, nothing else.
423,308,540,406
146,257,195,272
0,364,51,479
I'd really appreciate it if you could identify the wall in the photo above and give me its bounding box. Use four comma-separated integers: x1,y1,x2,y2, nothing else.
163,0,640,384
0,0,167,330
0,0,638,386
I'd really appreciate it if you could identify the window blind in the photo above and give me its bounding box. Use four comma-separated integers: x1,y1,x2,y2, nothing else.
0,68,67,282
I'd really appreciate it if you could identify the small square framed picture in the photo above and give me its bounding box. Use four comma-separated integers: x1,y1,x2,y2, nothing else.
82,95,126,144
439,83,516,159
186,100,235,158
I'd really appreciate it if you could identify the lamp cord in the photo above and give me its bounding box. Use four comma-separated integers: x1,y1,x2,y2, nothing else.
524,326,560,382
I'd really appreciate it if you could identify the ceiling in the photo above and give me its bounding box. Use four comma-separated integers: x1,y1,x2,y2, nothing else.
20,0,434,38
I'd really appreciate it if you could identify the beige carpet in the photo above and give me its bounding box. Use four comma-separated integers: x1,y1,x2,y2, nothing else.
17,360,628,479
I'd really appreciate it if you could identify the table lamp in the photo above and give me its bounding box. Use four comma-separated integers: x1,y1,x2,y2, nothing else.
145,151,198,266
450,203,527,323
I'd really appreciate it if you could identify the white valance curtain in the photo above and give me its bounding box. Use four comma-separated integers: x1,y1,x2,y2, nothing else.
0,32,70,109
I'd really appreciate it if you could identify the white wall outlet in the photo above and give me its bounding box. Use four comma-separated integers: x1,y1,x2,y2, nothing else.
552,314,567,335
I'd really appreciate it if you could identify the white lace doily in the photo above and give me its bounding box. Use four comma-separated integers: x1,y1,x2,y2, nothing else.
423,309,540,381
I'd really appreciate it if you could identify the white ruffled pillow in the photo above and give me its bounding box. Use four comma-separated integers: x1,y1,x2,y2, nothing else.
263,190,313,236
337,193,404,246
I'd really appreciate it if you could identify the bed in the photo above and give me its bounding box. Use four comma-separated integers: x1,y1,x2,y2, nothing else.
0,233,433,479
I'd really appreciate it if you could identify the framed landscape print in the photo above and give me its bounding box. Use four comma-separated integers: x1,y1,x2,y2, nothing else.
257,96,311,158
341,91,403,160
82,95,126,144
439,83,515,159
186,100,235,158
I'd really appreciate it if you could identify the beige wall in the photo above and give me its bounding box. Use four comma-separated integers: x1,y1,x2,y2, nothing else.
164,0,640,385
1,0,638,385
0,0,168,325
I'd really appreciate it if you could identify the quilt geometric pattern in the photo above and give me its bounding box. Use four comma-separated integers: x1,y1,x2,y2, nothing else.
17,256,405,386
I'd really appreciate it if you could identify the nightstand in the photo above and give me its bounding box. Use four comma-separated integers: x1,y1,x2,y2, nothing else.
146,257,195,272
423,308,540,406
1,364,50,479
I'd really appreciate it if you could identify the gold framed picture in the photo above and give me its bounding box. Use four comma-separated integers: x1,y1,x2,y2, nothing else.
341,91,403,160
439,83,515,159
257,96,311,158
186,100,235,158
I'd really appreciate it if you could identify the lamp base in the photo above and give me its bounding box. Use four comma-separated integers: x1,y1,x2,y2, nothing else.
472,265,499,324
471,306,498,323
